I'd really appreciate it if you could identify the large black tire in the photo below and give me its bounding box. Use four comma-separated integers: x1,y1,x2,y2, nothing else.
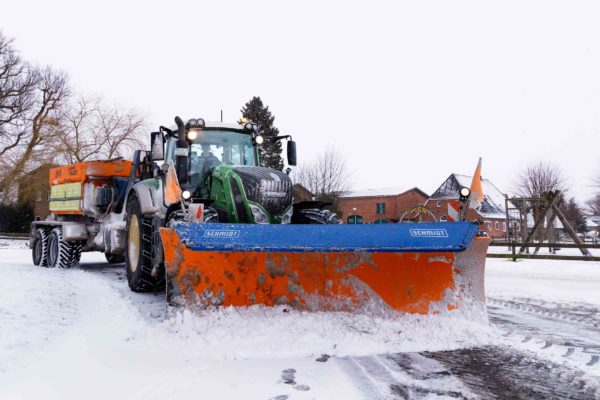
47,227,82,269
105,253,125,263
125,197,164,292
32,228,49,267
296,208,342,224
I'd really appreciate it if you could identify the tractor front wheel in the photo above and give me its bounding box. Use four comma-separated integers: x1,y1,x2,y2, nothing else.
125,197,164,292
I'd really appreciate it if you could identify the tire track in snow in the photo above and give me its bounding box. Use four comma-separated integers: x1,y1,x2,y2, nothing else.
423,346,600,399
487,297,600,372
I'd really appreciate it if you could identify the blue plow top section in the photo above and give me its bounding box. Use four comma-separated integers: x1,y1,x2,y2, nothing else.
172,222,479,253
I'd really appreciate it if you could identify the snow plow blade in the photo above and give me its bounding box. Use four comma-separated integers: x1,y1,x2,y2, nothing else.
160,222,489,314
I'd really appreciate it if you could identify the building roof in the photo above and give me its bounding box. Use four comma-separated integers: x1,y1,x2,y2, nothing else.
339,186,427,199
429,173,507,219
586,216,600,228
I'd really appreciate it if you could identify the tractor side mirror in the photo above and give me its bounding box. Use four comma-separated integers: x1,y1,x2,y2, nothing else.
287,140,297,166
151,132,164,161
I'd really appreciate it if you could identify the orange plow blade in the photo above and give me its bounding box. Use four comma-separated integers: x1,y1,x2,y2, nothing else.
160,222,489,314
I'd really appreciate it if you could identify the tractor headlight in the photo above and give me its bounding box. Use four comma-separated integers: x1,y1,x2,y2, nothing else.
254,135,264,145
249,204,269,224
182,190,192,200
281,207,293,224
459,187,470,202
187,130,198,140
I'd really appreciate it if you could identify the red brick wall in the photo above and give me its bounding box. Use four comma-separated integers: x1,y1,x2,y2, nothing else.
338,190,428,224
424,198,507,238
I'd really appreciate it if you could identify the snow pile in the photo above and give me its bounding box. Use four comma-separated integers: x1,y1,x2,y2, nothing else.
154,306,494,360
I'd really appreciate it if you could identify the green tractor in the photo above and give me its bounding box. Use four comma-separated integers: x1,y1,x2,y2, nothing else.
155,116,339,226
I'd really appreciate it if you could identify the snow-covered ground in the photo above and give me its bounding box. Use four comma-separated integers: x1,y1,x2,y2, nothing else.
1,238,599,399
486,257,600,306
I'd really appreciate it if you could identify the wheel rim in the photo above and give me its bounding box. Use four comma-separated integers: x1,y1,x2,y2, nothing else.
128,214,139,272
48,234,58,267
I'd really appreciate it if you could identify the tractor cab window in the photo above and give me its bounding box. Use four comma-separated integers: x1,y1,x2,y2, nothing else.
189,130,256,167
187,129,257,195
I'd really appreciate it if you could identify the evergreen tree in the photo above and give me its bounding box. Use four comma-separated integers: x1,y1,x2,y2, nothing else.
240,97,284,170
562,197,588,234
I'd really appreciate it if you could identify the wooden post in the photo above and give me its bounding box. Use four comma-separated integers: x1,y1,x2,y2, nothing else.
534,212,557,255
512,242,517,261
519,193,561,254
552,204,592,257
521,199,529,254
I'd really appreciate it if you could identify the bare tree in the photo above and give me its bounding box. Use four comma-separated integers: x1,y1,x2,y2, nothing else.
294,146,352,201
514,161,567,198
52,96,147,164
0,66,69,202
0,32,39,158
586,193,600,216
513,161,569,241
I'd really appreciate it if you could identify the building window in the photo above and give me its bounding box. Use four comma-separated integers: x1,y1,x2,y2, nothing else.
440,215,447,222
436,201,441,208
374,219,388,224
376,203,386,214
35,190,42,202
347,215,363,224
486,221,492,231
503,222,507,232
495,221,499,231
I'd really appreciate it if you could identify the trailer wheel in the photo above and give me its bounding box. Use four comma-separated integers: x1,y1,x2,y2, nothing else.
32,228,49,267
105,253,125,264
47,227,82,269
126,198,164,292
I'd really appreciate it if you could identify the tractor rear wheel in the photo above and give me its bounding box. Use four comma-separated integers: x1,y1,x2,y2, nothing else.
125,197,164,292
32,228,49,267
47,227,82,268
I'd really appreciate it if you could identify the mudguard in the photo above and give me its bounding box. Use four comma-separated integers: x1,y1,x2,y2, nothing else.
160,222,489,314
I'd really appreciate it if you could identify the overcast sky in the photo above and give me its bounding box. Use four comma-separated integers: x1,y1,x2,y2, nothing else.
2,1,599,202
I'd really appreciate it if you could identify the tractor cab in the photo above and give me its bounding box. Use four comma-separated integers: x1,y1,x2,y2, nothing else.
161,120,261,198
152,117,298,223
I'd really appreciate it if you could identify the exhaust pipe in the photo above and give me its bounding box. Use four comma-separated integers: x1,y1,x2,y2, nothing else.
174,116,188,184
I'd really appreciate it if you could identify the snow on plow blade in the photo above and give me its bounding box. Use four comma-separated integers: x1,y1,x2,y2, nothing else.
160,222,489,314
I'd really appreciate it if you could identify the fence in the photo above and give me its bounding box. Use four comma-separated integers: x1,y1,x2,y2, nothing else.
488,241,600,262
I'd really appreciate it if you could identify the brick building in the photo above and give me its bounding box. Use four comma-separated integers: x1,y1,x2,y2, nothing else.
18,163,55,221
337,187,428,224
426,174,508,238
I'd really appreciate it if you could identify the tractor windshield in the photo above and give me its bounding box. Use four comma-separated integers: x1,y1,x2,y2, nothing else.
189,129,256,168
187,129,257,195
